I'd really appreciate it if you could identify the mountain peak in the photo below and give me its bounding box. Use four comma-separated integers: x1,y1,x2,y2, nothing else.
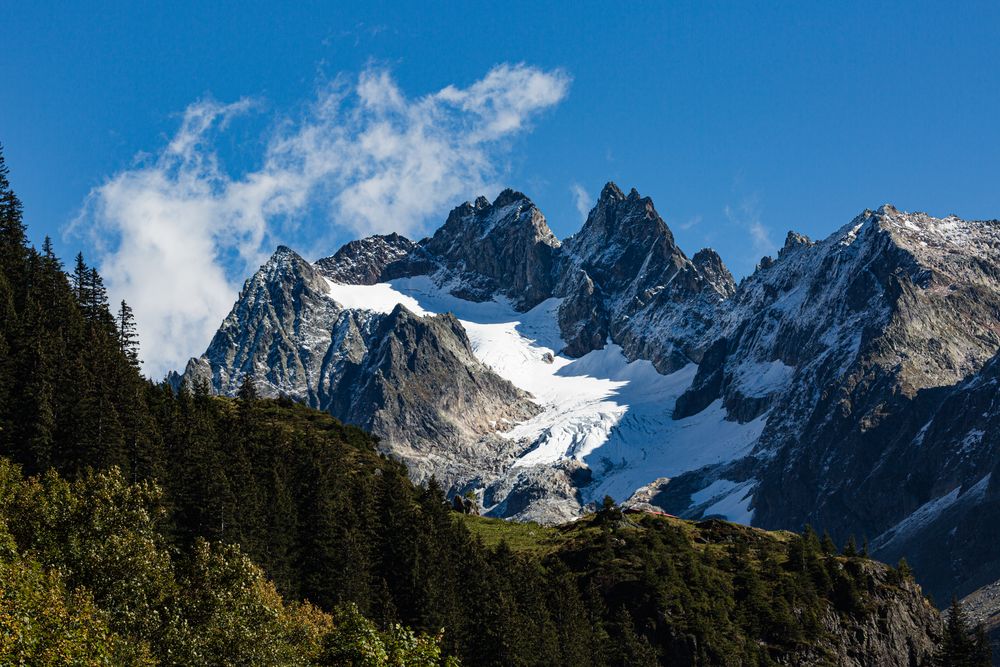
600,181,625,202
692,247,736,297
315,233,418,285
423,186,559,310
263,244,308,273
780,231,812,256
492,188,531,209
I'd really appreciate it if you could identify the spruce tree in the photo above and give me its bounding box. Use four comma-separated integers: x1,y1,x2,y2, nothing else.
72,253,90,305
41,236,55,261
843,535,858,557
821,530,837,556
0,145,27,275
117,300,140,368
937,596,991,666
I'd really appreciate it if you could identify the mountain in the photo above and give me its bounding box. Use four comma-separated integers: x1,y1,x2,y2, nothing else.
963,577,1000,663
555,182,734,369
181,184,1000,604
176,244,538,490
179,186,748,524
0,148,962,666
659,205,1000,602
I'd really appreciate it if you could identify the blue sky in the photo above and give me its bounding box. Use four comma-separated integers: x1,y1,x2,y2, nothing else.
3,1,999,376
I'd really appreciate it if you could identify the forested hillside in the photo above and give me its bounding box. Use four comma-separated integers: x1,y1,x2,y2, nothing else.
0,147,978,665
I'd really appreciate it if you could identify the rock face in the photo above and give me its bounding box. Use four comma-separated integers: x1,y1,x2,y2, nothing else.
332,304,539,486
180,184,1000,608
555,182,735,373
179,245,538,491
814,560,941,667
665,206,1000,603
314,233,417,285
422,189,560,309
962,577,1000,663
178,246,343,403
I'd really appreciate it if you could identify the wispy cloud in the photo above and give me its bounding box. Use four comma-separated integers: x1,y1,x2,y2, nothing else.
724,193,775,264
75,63,571,378
570,183,592,221
677,214,702,231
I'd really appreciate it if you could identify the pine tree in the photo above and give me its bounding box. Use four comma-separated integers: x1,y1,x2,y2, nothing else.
117,300,140,368
72,253,90,305
972,624,993,666
237,375,258,402
41,236,55,261
936,596,991,666
821,530,837,556
843,535,858,557
87,268,108,314
0,145,27,274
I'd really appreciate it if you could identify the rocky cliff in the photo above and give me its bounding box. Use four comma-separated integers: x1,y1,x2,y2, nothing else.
178,244,538,490
556,182,734,372
661,206,1000,603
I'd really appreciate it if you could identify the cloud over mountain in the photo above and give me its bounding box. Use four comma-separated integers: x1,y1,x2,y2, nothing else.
76,64,571,377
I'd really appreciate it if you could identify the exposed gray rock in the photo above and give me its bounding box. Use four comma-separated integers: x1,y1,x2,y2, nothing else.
482,460,586,524
195,245,343,402
179,248,539,494
338,304,540,488
555,269,608,357
811,560,940,667
422,189,560,309
556,182,733,373
962,578,1000,663
314,233,417,284
669,207,1000,605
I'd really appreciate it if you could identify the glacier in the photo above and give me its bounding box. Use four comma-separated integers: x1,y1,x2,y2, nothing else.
325,275,765,520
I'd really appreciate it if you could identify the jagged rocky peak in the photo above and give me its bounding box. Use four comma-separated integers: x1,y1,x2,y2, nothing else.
315,232,417,285
600,181,622,199
556,182,735,372
564,181,681,280
240,244,332,308
427,188,556,249
258,245,323,284
183,243,342,401
865,204,1000,279
423,188,561,309
692,247,736,297
665,205,1000,601
779,230,812,256
343,300,540,489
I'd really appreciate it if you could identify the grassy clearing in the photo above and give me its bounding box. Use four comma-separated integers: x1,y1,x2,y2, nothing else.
457,514,578,555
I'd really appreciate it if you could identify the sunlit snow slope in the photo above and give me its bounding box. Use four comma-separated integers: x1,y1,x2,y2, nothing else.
325,276,765,522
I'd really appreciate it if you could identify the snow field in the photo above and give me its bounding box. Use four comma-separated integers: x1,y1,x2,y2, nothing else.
324,276,765,521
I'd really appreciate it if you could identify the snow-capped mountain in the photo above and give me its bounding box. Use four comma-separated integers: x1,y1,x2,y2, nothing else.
177,184,1000,602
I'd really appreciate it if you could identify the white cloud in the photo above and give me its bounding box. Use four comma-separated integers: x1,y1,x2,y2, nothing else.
677,215,702,231
75,63,571,379
724,194,776,262
570,183,592,222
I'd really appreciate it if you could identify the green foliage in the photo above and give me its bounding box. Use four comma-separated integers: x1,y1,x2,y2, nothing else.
0,531,152,665
320,603,458,667
936,597,992,666
0,458,454,666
